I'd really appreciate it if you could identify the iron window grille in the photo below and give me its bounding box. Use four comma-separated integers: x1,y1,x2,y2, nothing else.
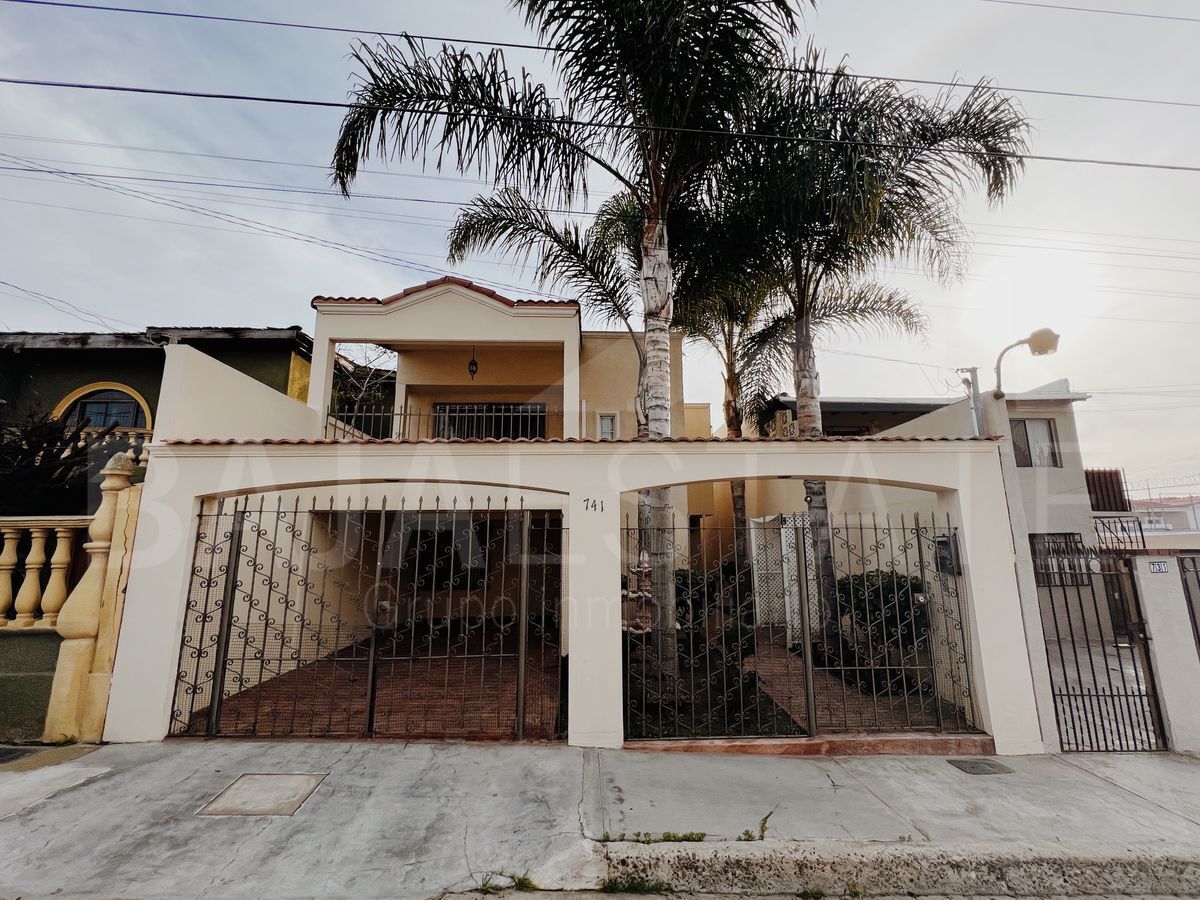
433,402,548,440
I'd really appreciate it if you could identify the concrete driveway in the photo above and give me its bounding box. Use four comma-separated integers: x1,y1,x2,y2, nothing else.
1,740,1199,898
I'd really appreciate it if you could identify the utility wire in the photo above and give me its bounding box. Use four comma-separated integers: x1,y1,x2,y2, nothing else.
4,0,1196,110
977,0,1200,24
4,76,1200,174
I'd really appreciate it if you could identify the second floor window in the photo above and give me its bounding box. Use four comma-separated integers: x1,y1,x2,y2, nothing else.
1011,418,1060,468
64,389,147,430
598,413,617,440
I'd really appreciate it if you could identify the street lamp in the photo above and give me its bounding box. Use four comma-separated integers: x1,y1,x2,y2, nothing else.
993,328,1060,399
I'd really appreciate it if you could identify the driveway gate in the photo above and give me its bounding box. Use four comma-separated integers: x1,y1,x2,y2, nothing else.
170,495,565,740
1031,540,1166,751
622,512,980,740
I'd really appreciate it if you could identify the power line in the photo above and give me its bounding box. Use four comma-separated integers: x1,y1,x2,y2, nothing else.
5,0,1196,110
4,76,1200,174
14,129,1200,259
978,0,1200,24
13,159,1200,273
0,152,568,299
0,278,138,330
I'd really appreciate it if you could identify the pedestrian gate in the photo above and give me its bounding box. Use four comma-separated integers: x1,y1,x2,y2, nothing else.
1031,540,1166,751
170,496,565,740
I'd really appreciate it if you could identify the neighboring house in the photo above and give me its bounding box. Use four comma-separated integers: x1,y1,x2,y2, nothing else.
761,379,1140,553
1133,496,1200,551
0,326,314,441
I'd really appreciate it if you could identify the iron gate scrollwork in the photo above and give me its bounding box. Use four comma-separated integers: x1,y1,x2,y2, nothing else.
622,512,979,740
170,494,566,740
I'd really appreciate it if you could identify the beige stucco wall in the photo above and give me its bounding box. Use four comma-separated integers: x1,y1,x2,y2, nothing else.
578,331,685,439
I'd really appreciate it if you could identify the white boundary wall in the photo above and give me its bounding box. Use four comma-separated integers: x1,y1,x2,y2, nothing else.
104,347,1046,754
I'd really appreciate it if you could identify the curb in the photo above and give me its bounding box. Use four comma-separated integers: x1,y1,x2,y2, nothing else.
601,840,1200,896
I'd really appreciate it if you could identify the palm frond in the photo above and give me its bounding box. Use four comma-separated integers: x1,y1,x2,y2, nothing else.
810,282,929,342
447,187,638,328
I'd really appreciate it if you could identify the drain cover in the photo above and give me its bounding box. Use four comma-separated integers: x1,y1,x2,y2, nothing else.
948,758,1013,776
0,747,39,765
198,773,326,816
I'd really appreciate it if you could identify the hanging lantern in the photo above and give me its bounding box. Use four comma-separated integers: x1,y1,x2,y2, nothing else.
467,346,479,380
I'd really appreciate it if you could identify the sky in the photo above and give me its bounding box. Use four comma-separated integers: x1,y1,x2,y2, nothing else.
2,0,1199,493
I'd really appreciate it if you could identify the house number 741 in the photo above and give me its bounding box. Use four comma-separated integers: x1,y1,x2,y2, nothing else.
582,498,605,512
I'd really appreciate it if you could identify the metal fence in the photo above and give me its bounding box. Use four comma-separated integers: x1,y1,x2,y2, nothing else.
1033,546,1166,751
170,494,566,740
327,402,564,441
622,512,979,740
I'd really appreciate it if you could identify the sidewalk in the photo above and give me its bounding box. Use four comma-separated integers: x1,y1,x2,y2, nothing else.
0,740,1197,898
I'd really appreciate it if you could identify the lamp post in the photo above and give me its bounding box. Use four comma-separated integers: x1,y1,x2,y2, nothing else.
993,328,1060,399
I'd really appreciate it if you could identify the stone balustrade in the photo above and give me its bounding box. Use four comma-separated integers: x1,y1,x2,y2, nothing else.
86,427,152,467
0,517,91,629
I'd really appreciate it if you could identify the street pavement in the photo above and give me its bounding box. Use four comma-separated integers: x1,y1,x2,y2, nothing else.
0,740,1197,898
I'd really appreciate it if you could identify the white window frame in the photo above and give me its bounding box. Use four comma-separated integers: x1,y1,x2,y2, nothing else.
595,411,619,441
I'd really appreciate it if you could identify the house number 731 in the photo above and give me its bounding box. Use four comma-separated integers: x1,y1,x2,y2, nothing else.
582,498,605,512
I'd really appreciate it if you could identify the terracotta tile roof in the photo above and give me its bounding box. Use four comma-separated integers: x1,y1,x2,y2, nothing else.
311,275,578,309
163,434,1000,447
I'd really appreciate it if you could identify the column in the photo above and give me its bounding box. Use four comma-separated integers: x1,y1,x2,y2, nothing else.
561,339,581,439
1133,556,1200,754
306,336,338,417
943,460,1045,755
566,486,623,747
43,453,134,741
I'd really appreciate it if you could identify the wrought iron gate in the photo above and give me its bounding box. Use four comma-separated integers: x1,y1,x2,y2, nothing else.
170,495,565,740
1032,542,1166,751
622,512,979,740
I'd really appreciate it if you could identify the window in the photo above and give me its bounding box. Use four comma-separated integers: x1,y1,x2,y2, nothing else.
1011,418,1060,468
432,402,547,439
598,413,617,441
1029,533,1090,587
64,389,147,429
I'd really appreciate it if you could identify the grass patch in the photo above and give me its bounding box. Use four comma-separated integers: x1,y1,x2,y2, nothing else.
600,874,673,894
508,872,538,892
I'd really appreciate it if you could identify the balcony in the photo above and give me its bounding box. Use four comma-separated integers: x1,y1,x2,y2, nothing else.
327,402,566,441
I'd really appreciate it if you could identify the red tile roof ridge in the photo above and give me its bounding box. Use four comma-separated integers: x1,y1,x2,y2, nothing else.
312,275,577,309
162,434,1001,446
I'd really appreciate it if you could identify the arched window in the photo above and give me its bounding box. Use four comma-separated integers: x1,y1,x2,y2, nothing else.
63,388,148,429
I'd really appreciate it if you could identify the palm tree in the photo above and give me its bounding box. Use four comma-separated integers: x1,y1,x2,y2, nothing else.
721,48,1029,585
332,0,802,446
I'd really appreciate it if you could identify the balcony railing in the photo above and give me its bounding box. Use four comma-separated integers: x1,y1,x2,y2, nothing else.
1094,515,1146,551
0,517,90,628
326,402,564,441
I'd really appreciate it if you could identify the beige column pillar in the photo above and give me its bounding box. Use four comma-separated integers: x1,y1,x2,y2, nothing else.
42,452,135,742
566,486,623,747
561,339,581,439
12,527,48,627
306,337,338,417
942,458,1045,755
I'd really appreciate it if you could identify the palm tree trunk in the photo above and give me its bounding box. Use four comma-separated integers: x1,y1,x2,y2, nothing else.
793,309,837,631
641,214,677,680
725,373,751,613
